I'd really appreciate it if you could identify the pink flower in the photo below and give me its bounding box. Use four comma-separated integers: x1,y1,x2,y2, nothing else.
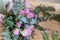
24,1,31,8
29,5,34,10
13,29,20,36
24,8,30,14
28,25,34,31
19,10,24,16
21,25,34,37
16,21,21,27
27,12,35,18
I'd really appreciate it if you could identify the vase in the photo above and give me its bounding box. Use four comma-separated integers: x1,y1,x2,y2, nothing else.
0,0,9,13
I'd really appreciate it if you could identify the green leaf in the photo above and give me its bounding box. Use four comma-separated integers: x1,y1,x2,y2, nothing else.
34,24,44,31
2,30,11,40
3,37,11,40
4,19,14,28
12,0,23,15
53,31,58,40
54,14,60,22
46,6,56,11
43,32,49,40
2,30,10,36
12,34,19,40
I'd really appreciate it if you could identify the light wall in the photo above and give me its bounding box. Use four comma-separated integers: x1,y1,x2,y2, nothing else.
28,0,60,14
34,0,60,3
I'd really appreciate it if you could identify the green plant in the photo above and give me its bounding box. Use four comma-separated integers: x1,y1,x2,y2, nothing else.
33,5,56,21
54,14,60,22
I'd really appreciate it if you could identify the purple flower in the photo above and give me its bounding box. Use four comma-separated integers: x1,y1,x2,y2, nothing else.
24,8,30,14
24,1,31,8
27,12,35,18
16,21,21,27
21,25,34,37
19,10,24,16
29,4,34,10
13,29,20,36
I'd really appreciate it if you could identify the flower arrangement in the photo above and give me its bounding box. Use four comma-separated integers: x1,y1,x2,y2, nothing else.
1,0,41,40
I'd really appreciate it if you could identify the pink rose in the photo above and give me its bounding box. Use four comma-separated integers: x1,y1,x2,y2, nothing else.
16,21,21,27
19,10,24,16
13,29,20,36
24,8,30,14
27,12,35,18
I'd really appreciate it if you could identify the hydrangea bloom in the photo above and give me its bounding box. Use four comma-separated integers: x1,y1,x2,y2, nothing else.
24,8,30,14
13,29,20,36
21,25,34,37
16,21,22,27
19,10,24,16
24,1,31,8
27,12,35,18
24,1,33,10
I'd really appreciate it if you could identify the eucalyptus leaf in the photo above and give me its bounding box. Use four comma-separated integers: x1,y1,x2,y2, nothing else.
1,30,11,40
3,37,11,40
13,0,21,3
21,17,28,23
1,30,10,36
11,0,23,15
12,34,19,40
30,19,37,24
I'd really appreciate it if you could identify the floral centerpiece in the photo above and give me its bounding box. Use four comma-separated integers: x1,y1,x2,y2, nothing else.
1,0,44,40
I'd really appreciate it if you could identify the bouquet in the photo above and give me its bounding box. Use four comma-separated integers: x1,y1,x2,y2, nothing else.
1,0,38,40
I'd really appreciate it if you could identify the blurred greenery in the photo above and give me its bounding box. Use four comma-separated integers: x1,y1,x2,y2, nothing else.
34,24,44,31
33,4,57,22
54,14,60,23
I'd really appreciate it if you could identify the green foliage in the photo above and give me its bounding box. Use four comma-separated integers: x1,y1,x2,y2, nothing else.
53,31,58,40
43,32,49,40
2,29,11,40
33,5,56,21
33,5,55,14
54,14,60,22
46,6,56,11
4,16,15,28
12,34,19,40
34,24,44,31
12,0,23,15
